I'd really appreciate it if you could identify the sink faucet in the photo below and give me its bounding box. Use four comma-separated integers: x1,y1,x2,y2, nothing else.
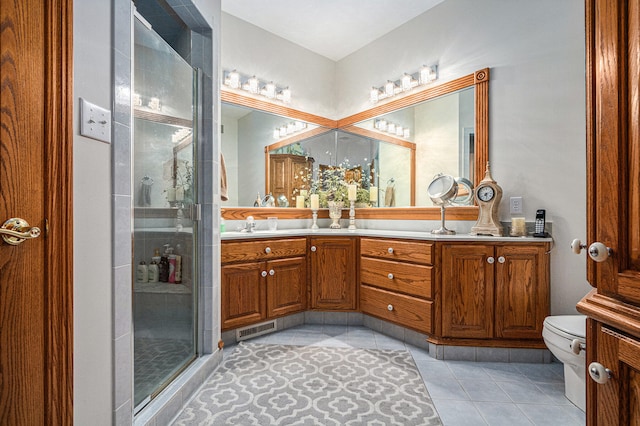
244,216,256,233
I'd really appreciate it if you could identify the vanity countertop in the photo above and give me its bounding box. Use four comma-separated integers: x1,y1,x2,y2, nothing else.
220,228,552,243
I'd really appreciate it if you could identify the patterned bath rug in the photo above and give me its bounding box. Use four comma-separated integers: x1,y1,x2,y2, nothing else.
172,342,442,425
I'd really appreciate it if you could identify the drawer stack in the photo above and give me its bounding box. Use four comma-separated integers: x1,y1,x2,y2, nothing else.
359,238,434,333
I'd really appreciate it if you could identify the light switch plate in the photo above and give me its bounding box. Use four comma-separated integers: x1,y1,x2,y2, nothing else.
510,196,523,215
80,98,111,143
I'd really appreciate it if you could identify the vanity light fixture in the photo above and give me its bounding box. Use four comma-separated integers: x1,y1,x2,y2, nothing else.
223,69,291,103
374,118,411,139
273,121,307,139
370,64,438,103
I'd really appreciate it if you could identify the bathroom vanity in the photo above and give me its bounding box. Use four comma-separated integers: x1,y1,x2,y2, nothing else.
221,230,551,349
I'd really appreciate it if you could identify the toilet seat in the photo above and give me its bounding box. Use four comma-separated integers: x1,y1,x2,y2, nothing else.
544,315,586,341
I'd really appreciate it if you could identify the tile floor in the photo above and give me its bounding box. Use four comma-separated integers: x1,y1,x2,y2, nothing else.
224,324,586,426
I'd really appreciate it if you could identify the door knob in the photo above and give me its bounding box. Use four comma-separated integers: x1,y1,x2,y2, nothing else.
571,239,612,262
571,239,587,254
588,242,611,262
588,362,612,384
1,218,41,246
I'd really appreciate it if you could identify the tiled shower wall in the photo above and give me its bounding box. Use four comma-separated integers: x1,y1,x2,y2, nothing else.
112,0,220,423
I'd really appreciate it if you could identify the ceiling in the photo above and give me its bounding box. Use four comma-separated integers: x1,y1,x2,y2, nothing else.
221,0,445,61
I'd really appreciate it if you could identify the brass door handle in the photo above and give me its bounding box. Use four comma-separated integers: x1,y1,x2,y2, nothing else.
1,218,41,245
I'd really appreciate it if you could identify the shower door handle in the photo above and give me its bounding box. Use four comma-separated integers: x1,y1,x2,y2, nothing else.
1,218,41,246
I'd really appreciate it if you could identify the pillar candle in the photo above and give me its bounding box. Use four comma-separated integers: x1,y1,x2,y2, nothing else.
296,195,305,208
348,184,357,201
369,186,378,203
310,194,319,210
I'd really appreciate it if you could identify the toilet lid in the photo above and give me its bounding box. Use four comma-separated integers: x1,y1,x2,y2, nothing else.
544,315,586,339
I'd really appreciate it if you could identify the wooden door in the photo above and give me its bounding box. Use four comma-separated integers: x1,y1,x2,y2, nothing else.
221,262,266,330
494,244,549,339
441,244,494,338
269,155,288,200
577,0,640,423
310,237,357,310
0,1,73,424
266,256,307,317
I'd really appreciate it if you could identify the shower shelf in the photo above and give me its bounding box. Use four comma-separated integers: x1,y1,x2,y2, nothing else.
134,108,192,128
134,282,191,294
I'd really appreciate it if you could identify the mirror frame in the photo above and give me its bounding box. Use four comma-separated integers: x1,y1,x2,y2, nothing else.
221,68,489,221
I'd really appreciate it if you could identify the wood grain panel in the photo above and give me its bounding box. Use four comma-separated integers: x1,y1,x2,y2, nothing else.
360,257,433,299
441,244,494,338
221,238,306,263
1,0,73,423
338,74,476,127
221,205,479,221
222,88,338,128
494,245,549,339
266,257,307,318
360,285,433,333
221,262,266,331
360,238,433,264
630,0,640,272
310,237,357,310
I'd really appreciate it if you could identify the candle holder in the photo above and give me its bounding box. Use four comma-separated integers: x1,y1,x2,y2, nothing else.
348,200,357,230
311,209,319,230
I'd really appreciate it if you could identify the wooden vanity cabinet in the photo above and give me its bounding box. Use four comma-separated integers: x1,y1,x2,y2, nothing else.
359,238,435,333
309,237,358,310
440,242,549,342
221,238,307,330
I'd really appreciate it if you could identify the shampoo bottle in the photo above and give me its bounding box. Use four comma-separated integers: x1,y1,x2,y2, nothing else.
136,261,148,283
148,260,159,283
168,252,176,283
159,245,170,282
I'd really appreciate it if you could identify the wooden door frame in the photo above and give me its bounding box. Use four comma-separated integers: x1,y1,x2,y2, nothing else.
43,0,74,422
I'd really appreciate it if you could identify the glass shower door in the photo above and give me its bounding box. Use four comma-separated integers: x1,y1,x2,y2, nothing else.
132,16,198,410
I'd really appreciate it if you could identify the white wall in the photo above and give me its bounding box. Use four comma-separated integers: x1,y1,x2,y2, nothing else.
221,12,337,118
222,0,589,315
73,0,113,422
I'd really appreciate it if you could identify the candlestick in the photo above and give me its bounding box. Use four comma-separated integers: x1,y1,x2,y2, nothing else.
348,200,356,230
348,184,357,201
296,195,305,208
311,209,319,230
310,193,319,210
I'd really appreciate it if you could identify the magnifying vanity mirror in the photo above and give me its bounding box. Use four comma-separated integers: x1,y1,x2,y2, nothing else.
221,68,489,221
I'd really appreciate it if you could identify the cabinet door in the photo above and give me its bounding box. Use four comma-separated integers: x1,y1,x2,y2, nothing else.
270,156,289,199
266,257,307,318
221,262,266,330
310,237,357,310
591,322,640,424
441,244,494,338
495,245,549,339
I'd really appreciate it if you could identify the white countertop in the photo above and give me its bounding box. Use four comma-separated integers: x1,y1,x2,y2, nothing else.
221,227,552,243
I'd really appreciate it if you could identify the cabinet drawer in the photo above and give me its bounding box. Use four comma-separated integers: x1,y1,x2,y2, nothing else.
360,238,433,264
360,285,433,334
222,238,306,263
360,257,433,299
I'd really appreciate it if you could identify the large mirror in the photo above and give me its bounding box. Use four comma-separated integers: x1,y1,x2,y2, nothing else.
221,68,488,220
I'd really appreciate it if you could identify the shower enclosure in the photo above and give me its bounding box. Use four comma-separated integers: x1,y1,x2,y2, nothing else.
132,15,199,410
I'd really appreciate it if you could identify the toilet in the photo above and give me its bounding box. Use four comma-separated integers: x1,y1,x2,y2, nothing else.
542,315,587,411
